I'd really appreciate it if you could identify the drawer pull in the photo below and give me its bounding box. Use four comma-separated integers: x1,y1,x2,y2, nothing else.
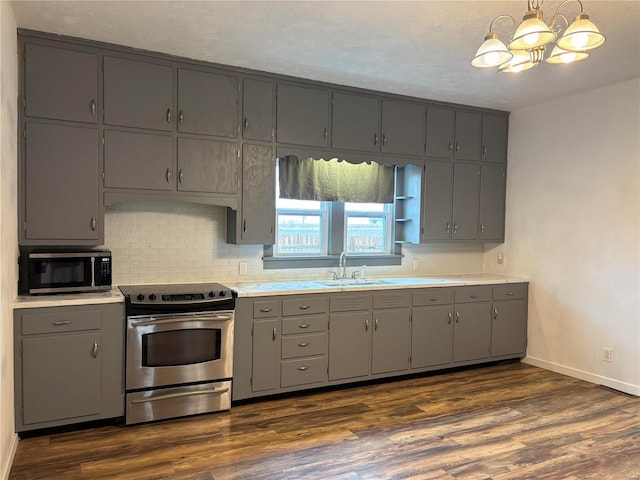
52,321,71,326
298,323,310,329
259,307,273,313
429,297,438,302
297,366,310,371
298,305,310,310
470,294,478,299
507,292,514,296
297,342,310,347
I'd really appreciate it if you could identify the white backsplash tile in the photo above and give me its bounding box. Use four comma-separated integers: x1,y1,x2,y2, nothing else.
105,202,484,286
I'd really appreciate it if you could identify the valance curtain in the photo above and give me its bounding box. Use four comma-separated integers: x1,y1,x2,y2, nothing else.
279,156,394,204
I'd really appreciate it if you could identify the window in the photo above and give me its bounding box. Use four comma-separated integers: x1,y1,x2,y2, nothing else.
344,203,392,254
276,198,329,255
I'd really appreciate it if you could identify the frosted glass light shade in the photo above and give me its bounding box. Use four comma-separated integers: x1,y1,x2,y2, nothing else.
509,14,556,50
499,50,536,73
472,34,513,67
546,45,590,64
557,14,605,51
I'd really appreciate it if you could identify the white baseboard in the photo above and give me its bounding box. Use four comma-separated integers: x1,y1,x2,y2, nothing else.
523,355,640,396
1,433,18,480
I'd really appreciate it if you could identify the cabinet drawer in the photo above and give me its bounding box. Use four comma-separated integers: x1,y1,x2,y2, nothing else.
253,300,281,318
330,294,371,312
281,356,327,387
373,292,411,309
281,315,327,335
282,333,327,359
282,296,327,316
413,288,453,306
493,283,528,301
21,310,101,335
454,286,492,303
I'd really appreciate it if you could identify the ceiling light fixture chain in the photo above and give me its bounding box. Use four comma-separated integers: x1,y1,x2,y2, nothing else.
471,0,605,73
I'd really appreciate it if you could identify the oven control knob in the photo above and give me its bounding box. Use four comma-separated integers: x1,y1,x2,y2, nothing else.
149,293,157,301
136,294,145,301
209,291,215,297
219,291,226,297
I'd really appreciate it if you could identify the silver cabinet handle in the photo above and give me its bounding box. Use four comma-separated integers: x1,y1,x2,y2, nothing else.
494,308,498,319
374,318,379,331
453,223,458,234
455,142,460,152
480,223,485,233
244,117,249,131
90,216,96,231
131,387,228,404
179,169,184,184
243,219,247,233
429,297,438,302
272,327,277,341
166,108,172,124
91,341,99,358
259,307,272,313
374,133,378,145
298,305,310,310
178,110,184,125
323,127,327,139
446,222,451,235
470,294,478,299
298,323,310,329
456,312,460,323
297,366,310,371
297,342,310,347
365,319,370,332
448,141,453,152
483,145,488,155
447,313,452,324
90,99,96,115
507,292,514,296
52,321,70,326
166,168,172,183
382,134,387,146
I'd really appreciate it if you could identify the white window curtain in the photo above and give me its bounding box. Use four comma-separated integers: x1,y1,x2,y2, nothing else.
279,156,394,204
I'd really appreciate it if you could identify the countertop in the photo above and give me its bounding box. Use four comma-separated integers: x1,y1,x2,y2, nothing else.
13,288,125,309
231,274,528,297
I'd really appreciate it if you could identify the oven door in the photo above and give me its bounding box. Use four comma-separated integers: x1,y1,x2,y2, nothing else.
126,311,234,391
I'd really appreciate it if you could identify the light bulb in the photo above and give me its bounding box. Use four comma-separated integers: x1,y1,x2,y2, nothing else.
570,32,589,48
524,32,540,46
560,51,577,63
485,51,500,65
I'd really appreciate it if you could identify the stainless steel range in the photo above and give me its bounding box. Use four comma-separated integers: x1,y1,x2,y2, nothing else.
119,283,235,425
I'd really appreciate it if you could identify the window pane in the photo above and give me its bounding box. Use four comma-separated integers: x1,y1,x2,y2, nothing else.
277,214,324,254
277,198,322,210
345,202,387,212
346,215,387,253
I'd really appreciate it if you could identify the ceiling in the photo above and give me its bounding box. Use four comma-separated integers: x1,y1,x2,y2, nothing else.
10,0,640,112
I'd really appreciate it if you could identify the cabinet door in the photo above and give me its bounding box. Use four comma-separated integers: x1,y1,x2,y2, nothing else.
22,333,101,425
422,160,453,241
24,122,100,243
276,84,329,147
372,309,411,374
240,144,275,244
329,312,371,381
381,100,425,156
412,305,454,368
453,303,491,362
425,106,455,159
243,78,274,141
104,56,173,131
491,299,527,357
331,92,380,152
452,163,480,240
178,68,239,137
177,138,238,194
25,44,98,124
252,319,281,392
482,114,508,164
454,110,482,161
479,165,506,241
104,130,174,191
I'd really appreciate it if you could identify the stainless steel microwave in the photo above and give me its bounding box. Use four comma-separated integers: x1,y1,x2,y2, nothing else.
19,250,112,294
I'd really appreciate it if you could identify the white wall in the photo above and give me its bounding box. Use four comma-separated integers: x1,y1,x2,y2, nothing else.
485,78,640,395
0,2,19,479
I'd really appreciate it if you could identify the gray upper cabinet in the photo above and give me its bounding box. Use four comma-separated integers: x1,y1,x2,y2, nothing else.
104,130,174,191
422,160,453,241
479,165,506,241
23,122,101,244
24,44,98,124
243,78,274,141
331,92,380,152
381,100,425,156
103,56,173,131
276,84,330,147
177,68,239,137
177,138,238,194
452,163,481,240
482,114,508,164
425,106,482,161
227,144,275,245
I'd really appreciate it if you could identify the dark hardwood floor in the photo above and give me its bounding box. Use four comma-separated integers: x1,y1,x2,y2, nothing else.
9,362,640,480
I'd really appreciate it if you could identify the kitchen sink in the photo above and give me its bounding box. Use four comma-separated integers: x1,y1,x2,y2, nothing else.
317,278,388,287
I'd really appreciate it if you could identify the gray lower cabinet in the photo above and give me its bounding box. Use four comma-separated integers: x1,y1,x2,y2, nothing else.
491,283,528,357
251,318,281,392
411,305,454,368
243,78,274,142
22,122,101,245
24,43,98,124
14,303,125,432
227,144,275,245
371,292,411,375
329,311,371,381
276,83,330,147
453,286,492,362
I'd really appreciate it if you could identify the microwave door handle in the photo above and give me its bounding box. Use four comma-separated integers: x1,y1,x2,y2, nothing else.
131,314,232,327
90,256,96,287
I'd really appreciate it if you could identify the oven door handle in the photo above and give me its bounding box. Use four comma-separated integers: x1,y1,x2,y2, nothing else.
130,387,229,404
131,314,232,327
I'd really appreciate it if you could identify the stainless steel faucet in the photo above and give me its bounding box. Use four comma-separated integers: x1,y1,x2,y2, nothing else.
339,251,347,279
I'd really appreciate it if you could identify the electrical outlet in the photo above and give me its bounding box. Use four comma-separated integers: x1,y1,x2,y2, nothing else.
412,259,420,271
602,348,613,363
239,262,248,275
497,252,504,265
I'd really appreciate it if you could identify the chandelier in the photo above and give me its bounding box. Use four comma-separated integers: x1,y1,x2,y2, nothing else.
471,0,606,73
